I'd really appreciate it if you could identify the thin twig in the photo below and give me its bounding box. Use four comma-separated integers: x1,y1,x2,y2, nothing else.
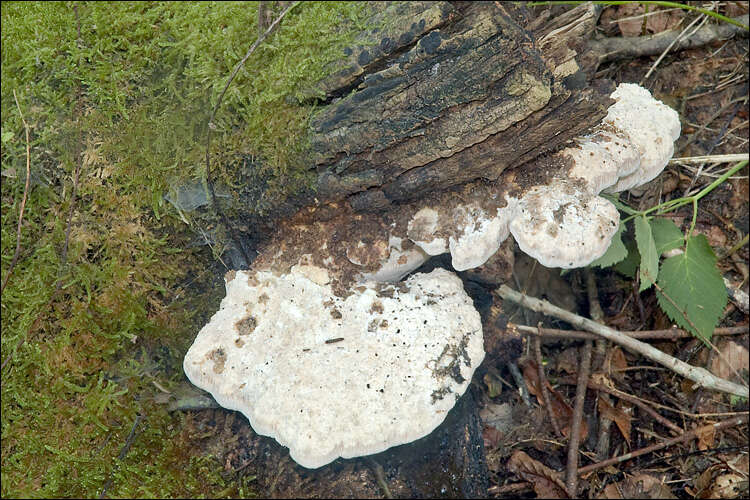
565,340,592,497
586,379,684,435
577,414,748,476
534,331,563,438
99,414,145,499
204,1,299,268
1,90,32,296
641,12,707,83
512,324,747,341
498,285,749,398
670,153,749,165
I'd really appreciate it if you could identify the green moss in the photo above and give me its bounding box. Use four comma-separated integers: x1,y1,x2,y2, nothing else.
1,1,378,497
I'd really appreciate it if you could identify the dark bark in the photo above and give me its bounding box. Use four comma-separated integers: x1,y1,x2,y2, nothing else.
205,2,614,241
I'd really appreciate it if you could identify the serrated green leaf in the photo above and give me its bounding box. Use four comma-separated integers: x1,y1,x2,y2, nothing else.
1,130,14,143
651,218,684,255
656,234,727,343
590,221,628,268
635,215,658,291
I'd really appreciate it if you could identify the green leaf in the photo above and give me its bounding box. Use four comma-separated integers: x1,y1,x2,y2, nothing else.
590,221,628,268
1,129,14,143
651,218,684,255
635,215,658,291
614,236,639,278
656,234,727,343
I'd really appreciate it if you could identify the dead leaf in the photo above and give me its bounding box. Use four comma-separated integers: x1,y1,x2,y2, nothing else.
598,396,632,445
556,347,580,374
507,450,568,499
609,347,628,372
697,424,716,451
522,359,588,440
599,473,676,499
480,402,514,434
615,4,684,37
482,426,503,449
709,474,746,499
710,340,749,381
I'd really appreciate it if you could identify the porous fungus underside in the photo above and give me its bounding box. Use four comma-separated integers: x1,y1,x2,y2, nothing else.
1,2,379,496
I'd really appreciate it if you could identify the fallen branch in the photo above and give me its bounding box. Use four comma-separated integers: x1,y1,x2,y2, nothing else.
577,414,748,476
589,14,749,66
534,332,563,438
565,339,592,497
497,285,749,398
512,324,747,341
1,90,32,296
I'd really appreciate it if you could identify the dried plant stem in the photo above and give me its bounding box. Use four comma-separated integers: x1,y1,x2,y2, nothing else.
98,414,145,499
513,324,747,340
534,332,563,438
1,90,32,297
670,153,749,164
497,285,749,398
205,1,299,268
577,414,748,476
565,339,592,497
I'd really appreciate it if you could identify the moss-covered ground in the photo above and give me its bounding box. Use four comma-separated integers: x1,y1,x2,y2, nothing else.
1,2,373,496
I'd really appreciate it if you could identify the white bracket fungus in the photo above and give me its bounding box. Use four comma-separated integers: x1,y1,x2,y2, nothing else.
184,267,483,469
403,83,680,270
184,83,680,469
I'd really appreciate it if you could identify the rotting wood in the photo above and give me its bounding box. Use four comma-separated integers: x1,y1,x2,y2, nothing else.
216,2,615,242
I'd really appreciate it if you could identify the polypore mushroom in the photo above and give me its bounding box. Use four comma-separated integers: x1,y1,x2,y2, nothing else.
401,83,680,270
184,83,681,471
184,267,483,469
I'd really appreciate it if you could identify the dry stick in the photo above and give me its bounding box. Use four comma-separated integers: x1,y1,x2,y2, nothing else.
204,1,299,268
565,339,592,497
584,268,613,461
589,14,749,66
586,379,683,435
98,414,145,499
0,90,32,296
577,414,748,476
497,285,749,398
641,12,707,84
534,331,563,438
514,324,747,340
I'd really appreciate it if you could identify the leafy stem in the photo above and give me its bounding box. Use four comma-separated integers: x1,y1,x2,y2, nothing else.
609,160,748,236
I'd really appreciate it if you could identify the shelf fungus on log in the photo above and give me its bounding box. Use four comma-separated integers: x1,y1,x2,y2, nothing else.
183,267,483,469
183,83,680,468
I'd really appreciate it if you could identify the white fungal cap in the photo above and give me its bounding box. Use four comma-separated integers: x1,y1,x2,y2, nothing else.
563,140,621,193
360,235,429,282
509,181,620,268
183,267,484,469
602,83,681,193
408,207,448,256
448,202,518,271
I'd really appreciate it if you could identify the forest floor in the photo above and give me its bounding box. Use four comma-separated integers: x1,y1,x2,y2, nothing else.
1,2,748,499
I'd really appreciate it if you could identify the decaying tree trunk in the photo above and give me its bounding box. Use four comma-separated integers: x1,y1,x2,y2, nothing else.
309,2,611,211
214,2,613,247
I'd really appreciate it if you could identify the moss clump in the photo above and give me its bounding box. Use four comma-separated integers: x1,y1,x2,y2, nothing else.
2,1,376,497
